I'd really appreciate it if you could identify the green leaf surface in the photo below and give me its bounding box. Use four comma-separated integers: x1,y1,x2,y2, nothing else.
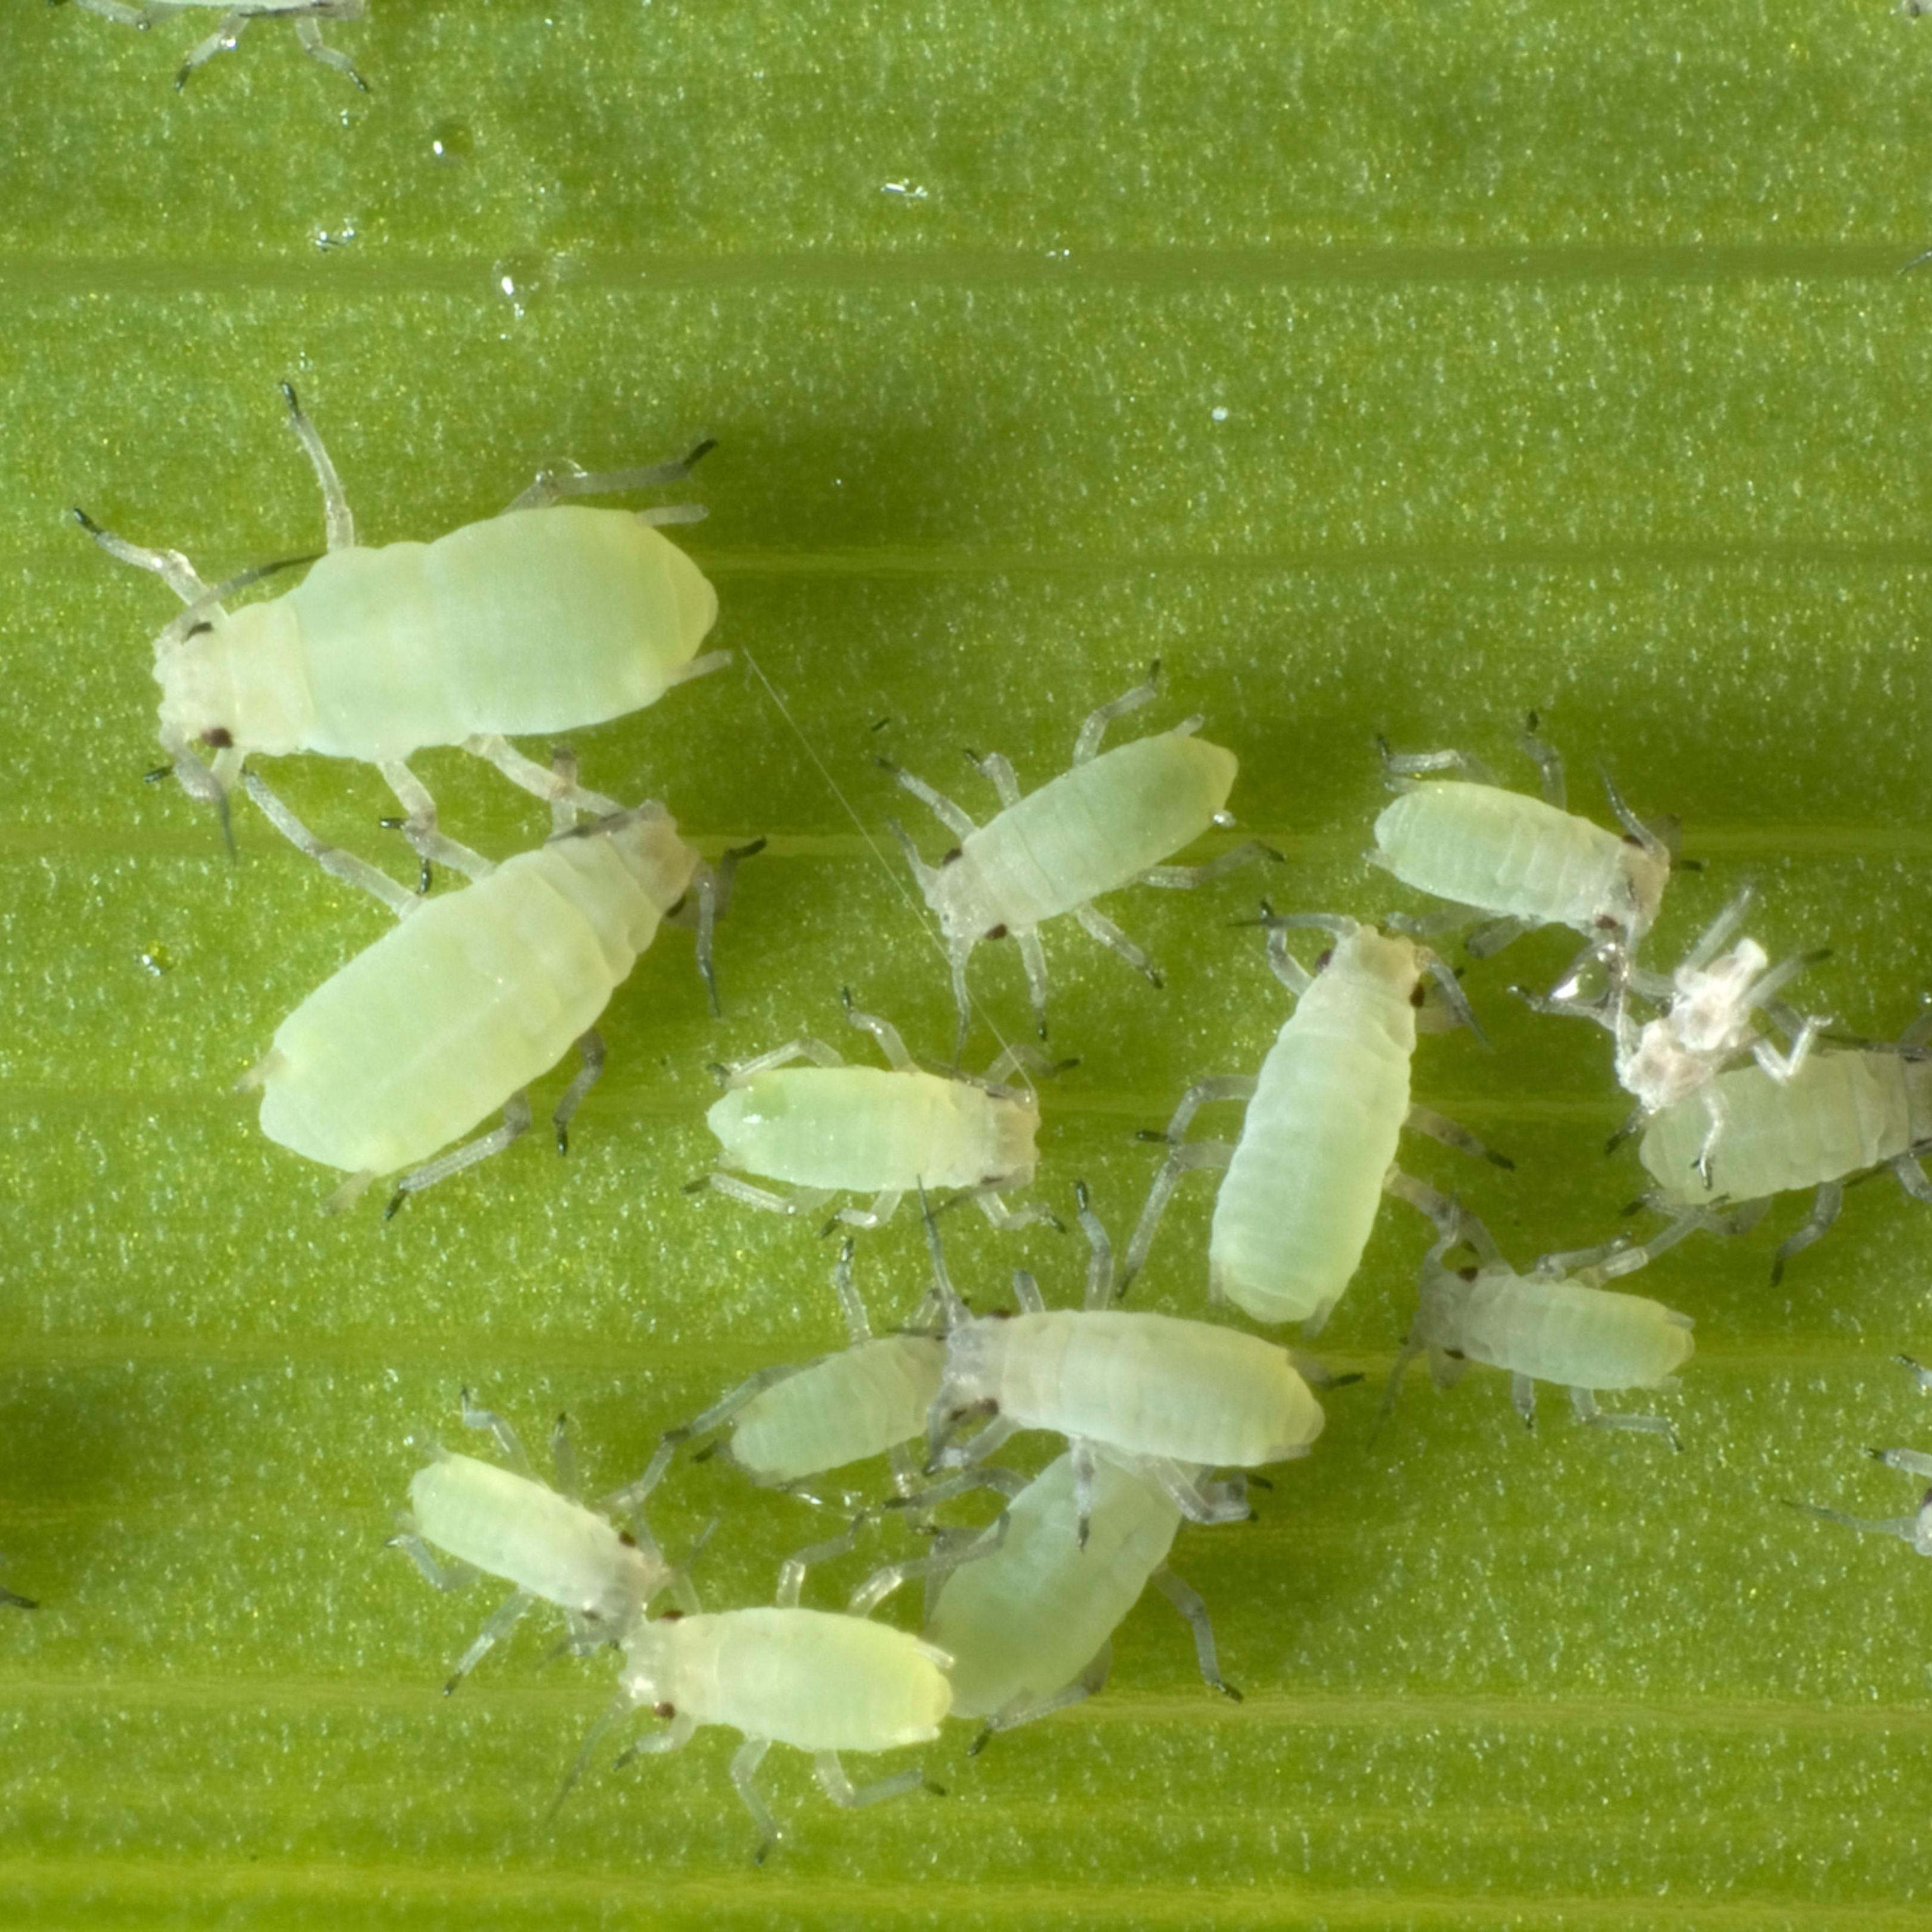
4,3,1932,1926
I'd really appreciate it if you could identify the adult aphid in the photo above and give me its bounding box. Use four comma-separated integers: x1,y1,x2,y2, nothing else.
1791,1354,1932,1558
657,1237,946,1500
880,661,1273,1048
391,1391,679,1694
1119,909,1505,1335
1371,714,1673,961
1384,1203,1698,1448
238,776,758,1212
75,383,722,869
692,987,1061,1233
57,0,369,91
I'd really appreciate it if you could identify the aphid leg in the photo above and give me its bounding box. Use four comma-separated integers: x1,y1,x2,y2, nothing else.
1402,1104,1513,1171
1150,1566,1241,1701
278,381,355,550
176,11,259,89
292,15,367,91
66,0,148,25
1770,1181,1844,1286
1417,956,1489,1045
1569,1386,1680,1451
814,1753,932,1812
1897,1002,1932,1054
973,1645,1113,1751
660,649,735,689
714,1036,845,1083
1008,1267,1048,1315
1681,884,1756,973
321,1169,378,1214
1372,1336,1426,1441
964,747,1023,810
1465,914,1531,958
240,769,420,918
777,1515,869,1606
840,987,915,1070
1887,1151,1932,1205
1788,1496,1932,1553
689,1172,835,1219
1072,902,1163,989
462,732,623,821
1689,1087,1727,1189
1598,761,1671,865
928,1408,1017,1475
542,1413,581,1501
386,1091,535,1215
1544,1211,1701,1286
0,1583,37,1611
596,1437,680,1525
1750,1009,1825,1083
1375,735,1501,788
1140,842,1280,890
552,1030,605,1155
1261,919,1315,997
442,1586,537,1695
1899,1354,1932,1394
1150,1071,1259,1139
1874,1445,1932,1480
730,1736,781,1864
680,838,767,1018
1380,1168,1459,1241
878,760,980,842
1428,1352,1470,1393
1073,1180,1113,1308
1119,1140,1236,1298
828,1188,905,1232
970,1189,1062,1234
1072,660,1163,764
377,760,494,884
458,1389,535,1473
507,438,716,513
828,1236,874,1345
1510,1372,1538,1432
386,1524,478,1592
1016,927,1053,1039
1142,1457,1255,1525
1517,713,1567,809
70,506,212,604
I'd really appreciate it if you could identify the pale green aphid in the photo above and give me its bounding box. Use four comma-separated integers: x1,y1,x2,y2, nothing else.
390,1392,679,1695
238,783,749,1213
59,0,368,91
928,1185,1324,1522
1388,1205,1697,1448
1638,1034,1932,1283
1120,912,1502,1336
1792,1354,1932,1558
661,1239,945,1497
75,384,721,874
882,660,1272,1046
854,1449,1239,1744
1371,717,1671,959
695,989,1054,1231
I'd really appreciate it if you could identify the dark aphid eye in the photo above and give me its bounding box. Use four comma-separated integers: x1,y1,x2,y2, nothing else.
618,1530,639,1549
659,1608,685,1623
202,726,234,748
1409,982,1426,1007
940,847,963,866
984,924,1009,940
1314,947,1335,971
654,1701,677,1720
1445,1346,1467,1361
1458,1265,1480,1283
186,620,213,639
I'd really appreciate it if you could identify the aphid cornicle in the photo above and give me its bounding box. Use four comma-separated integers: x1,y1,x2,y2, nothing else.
693,988,1057,1231
881,661,1272,1047
1792,1354,1932,1558
853,1449,1240,1744
1386,1205,1697,1447
238,778,757,1213
1371,716,1673,960
660,1239,946,1497
75,383,722,871
1119,911,1504,1335
60,0,369,90
390,1392,678,1695
926,1185,1322,1531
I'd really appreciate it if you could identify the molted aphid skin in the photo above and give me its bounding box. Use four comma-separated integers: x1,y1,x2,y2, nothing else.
1389,1209,1695,1447
919,1451,1234,1732
883,662,1271,1046
246,803,700,1208
696,996,1052,1230
1120,915,1497,1335
1371,723,1671,956
391,1394,674,1694
62,0,369,91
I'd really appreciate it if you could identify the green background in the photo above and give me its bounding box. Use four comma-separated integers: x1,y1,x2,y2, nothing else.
4,2,1931,1925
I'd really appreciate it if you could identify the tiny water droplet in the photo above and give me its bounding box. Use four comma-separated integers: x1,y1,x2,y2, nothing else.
429,119,473,168
139,943,176,977
491,252,555,321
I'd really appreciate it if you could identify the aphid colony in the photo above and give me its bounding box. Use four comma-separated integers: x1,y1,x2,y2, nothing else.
80,400,1932,1854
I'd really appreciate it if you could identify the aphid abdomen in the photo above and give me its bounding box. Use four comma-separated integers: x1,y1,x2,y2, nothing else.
1640,1052,1914,1205
968,1311,1322,1465
289,509,717,763
1374,784,1623,932
928,1451,1181,1720
408,1453,641,1621
964,735,1236,930
1450,1272,1692,1389
649,1609,952,1750
1210,943,1416,1326
730,1337,947,1482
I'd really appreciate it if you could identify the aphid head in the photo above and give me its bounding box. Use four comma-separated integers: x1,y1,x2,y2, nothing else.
154,596,314,766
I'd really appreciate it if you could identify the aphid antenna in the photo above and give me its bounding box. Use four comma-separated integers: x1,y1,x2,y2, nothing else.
916,1183,970,1330
1072,1178,1116,1306
1420,954,1489,1049
547,1681,635,1823
1596,758,1671,863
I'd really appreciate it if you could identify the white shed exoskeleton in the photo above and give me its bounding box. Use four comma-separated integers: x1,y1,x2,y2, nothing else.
1386,1204,1697,1447
1520,884,1828,1186
659,1238,946,1501
58,0,368,89
1371,715,1672,962
237,778,758,1212
574,1550,951,1860
692,988,1059,1231
1119,911,1506,1336
1792,1354,1932,1559
75,383,722,872
927,1185,1323,1532
853,1449,1239,1745
881,661,1272,1048
1636,1010,1932,1283
391,1391,678,1694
